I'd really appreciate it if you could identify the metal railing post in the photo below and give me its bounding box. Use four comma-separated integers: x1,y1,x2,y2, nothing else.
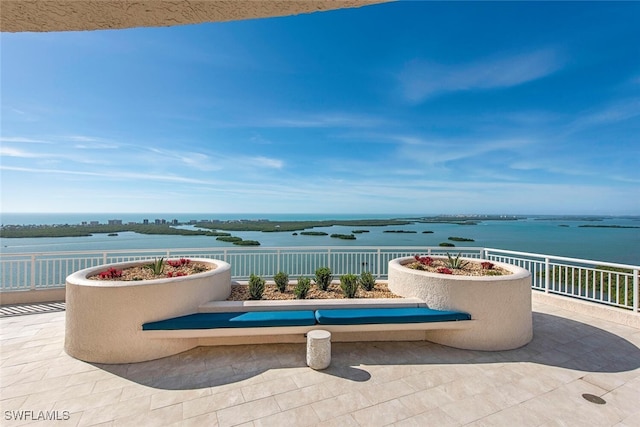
634,269,639,313
545,257,550,293
277,249,281,276
377,249,381,279
30,255,36,290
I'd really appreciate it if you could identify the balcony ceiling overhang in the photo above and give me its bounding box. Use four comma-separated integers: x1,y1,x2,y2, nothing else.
0,0,391,33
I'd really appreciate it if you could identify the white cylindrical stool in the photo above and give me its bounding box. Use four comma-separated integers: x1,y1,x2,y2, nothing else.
306,330,331,370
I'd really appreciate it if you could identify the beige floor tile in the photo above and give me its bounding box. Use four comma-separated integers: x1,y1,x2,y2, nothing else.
112,402,183,427
469,404,552,427
392,407,461,427
351,398,412,426
1,302,638,427
274,383,335,411
181,389,245,419
149,388,211,410
240,375,299,402
357,378,417,405
76,395,151,426
397,387,455,415
440,394,501,425
310,391,373,421
22,382,96,408
215,396,281,427
52,389,124,413
313,414,359,427
180,411,219,427
253,405,320,427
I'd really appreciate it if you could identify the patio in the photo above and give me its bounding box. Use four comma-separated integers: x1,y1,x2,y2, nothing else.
1,300,639,426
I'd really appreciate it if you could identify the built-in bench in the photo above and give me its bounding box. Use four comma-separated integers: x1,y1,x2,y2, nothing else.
142,307,473,339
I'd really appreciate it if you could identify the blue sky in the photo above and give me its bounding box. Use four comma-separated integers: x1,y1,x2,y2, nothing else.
1,1,639,215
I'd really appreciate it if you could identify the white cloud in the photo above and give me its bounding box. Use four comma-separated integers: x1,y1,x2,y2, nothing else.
250,156,284,169
259,112,389,129
394,135,531,166
566,98,640,133
0,147,48,158
399,49,564,102
0,137,50,144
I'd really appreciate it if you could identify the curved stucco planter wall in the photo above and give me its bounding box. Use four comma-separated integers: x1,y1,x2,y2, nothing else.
388,257,532,351
65,259,231,364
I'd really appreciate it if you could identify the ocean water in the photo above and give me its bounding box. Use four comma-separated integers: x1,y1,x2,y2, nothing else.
1,214,639,266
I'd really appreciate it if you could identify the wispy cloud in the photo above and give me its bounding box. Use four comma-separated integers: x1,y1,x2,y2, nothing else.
258,112,390,129
0,165,212,185
566,98,640,133
399,49,564,102
0,147,49,158
0,137,51,144
393,135,531,166
249,156,284,169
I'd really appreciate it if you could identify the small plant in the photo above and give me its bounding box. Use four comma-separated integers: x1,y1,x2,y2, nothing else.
274,271,289,293
98,267,122,279
481,261,494,270
315,267,332,291
248,274,265,300
358,271,376,291
294,277,311,299
445,252,469,270
414,254,434,266
167,258,191,268
191,265,208,273
166,271,187,278
437,267,453,275
146,258,165,275
340,274,359,298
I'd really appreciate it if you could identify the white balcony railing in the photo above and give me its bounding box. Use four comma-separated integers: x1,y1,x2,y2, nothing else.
1,247,638,312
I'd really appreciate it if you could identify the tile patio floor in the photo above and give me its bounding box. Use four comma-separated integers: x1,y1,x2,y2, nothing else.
1,301,639,426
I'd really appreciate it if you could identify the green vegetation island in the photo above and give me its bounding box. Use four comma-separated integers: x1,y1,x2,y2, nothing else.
448,236,475,242
578,225,640,229
0,218,416,247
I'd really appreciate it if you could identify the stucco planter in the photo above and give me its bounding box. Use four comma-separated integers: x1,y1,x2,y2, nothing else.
388,257,532,351
65,258,231,364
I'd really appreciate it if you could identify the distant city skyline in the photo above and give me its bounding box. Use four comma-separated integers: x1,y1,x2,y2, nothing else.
1,2,639,215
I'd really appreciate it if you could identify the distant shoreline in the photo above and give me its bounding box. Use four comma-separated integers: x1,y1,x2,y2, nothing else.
0,215,527,238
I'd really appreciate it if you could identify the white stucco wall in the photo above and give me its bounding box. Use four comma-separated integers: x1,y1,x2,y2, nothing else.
388,257,533,351
64,259,230,364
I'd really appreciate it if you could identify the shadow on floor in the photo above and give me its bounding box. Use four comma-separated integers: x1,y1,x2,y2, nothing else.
94,312,640,390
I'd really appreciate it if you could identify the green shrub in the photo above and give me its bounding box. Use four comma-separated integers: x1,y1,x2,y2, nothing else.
248,274,265,300
359,271,376,291
274,271,289,293
445,252,469,269
315,267,332,291
146,257,164,275
294,277,311,299
340,274,359,298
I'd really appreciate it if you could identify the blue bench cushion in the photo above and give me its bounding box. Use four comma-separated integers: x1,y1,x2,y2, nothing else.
142,310,317,330
315,307,471,325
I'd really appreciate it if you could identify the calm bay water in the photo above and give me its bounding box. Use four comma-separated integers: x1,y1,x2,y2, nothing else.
1,213,638,266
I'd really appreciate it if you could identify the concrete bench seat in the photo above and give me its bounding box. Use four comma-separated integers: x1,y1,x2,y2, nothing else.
143,310,317,330
315,307,471,325
141,307,473,339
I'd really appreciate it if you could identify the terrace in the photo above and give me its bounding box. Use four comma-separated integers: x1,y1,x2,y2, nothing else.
1,247,639,426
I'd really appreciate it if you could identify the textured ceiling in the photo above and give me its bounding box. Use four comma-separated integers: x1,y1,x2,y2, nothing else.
1,0,390,32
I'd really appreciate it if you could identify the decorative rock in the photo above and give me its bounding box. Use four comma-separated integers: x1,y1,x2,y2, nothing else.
306,329,331,370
